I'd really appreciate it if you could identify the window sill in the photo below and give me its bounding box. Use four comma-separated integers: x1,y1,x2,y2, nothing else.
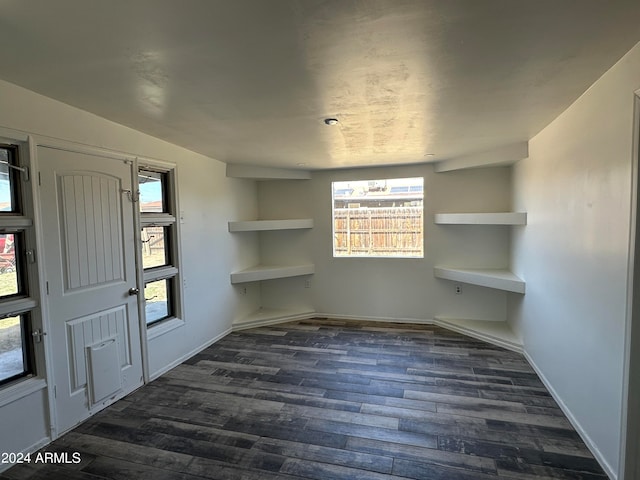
143,266,178,283
147,317,185,340
0,297,37,317
0,377,47,408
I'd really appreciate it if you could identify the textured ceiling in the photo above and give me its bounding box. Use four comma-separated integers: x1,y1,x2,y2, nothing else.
0,0,639,169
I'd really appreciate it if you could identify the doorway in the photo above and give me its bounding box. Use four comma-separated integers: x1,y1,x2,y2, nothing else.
622,91,640,480
38,145,143,435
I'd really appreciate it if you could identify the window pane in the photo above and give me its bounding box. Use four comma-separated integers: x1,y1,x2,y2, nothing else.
0,234,20,297
139,170,166,213
332,177,424,258
144,278,172,325
0,315,30,384
0,147,18,213
141,227,169,269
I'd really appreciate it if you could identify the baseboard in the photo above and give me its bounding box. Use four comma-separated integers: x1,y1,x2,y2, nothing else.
231,312,316,331
0,436,50,473
317,314,523,353
523,350,616,480
433,317,523,354
149,327,233,381
316,313,435,325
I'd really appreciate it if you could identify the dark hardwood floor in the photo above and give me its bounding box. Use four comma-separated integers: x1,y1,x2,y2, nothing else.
2,319,607,479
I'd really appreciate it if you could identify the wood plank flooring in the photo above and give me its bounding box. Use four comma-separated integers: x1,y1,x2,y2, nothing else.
2,319,607,479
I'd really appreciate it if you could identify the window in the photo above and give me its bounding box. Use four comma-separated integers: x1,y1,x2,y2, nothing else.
138,167,180,326
0,314,32,385
332,177,424,258
0,146,21,213
0,143,36,386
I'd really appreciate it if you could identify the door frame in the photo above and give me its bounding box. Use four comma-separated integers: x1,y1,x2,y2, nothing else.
30,135,149,438
620,90,640,480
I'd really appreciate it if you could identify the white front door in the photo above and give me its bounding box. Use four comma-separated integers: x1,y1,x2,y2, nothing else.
39,146,143,434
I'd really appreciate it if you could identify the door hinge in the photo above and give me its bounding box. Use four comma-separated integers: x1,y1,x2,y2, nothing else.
38,171,42,186
53,385,57,398
46,281,49,295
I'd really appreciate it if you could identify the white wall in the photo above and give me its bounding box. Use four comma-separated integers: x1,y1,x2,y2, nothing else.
509,41,640,479
146,159,256,378
0,79,252,458
258,163,513,322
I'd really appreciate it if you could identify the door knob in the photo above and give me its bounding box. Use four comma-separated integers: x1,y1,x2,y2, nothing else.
128,287,140,296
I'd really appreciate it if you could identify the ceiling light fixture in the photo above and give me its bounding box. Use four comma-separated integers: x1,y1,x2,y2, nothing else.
324,118,339,126
424,153,435,157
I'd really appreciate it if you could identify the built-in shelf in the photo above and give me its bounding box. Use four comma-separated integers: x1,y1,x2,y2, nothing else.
434,317,522,353
226,164,311,180
228,219,313,232
435,212,526,225
434,266,525,294
232,308,315,331
230,264,315,284
434,142,528,172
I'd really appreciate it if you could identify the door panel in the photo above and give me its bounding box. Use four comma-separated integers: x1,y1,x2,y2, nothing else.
59,173,124,290
39,146,142,434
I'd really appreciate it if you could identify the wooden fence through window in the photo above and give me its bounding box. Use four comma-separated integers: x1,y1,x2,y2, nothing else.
333,206,423,257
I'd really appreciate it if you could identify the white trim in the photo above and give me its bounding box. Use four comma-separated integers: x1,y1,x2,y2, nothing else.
0,297,37,318
139,214,177,226
146,317,185,341
620,90,640,480
433,317,523,354
136,156,177,172
0,436,50,474
132,157,149,383
0,217,33,229
524,350,616,480
0,124,180,169
148,327,232,380
0,127,30,143
0,134,53,441
31,135,136,163
143,266,179,283
0,378,47,408
134,158,184,383
27,134,57,438
317,313,434,325
316,314,523,353
230,312,435,331
169,164,185,328
232,311,316,331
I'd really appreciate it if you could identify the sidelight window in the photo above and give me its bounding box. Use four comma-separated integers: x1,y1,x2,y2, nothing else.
0,143,36,387
138,168,180,327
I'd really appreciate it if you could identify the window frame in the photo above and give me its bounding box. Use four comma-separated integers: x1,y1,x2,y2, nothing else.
136,163,182,329
0,313,34,387
0,140,41,389
0,144,23,215
331,177,425,259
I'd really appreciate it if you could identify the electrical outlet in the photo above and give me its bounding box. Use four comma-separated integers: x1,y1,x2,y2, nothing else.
304,279,311,289
242,287,247,295
455,285,462,294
